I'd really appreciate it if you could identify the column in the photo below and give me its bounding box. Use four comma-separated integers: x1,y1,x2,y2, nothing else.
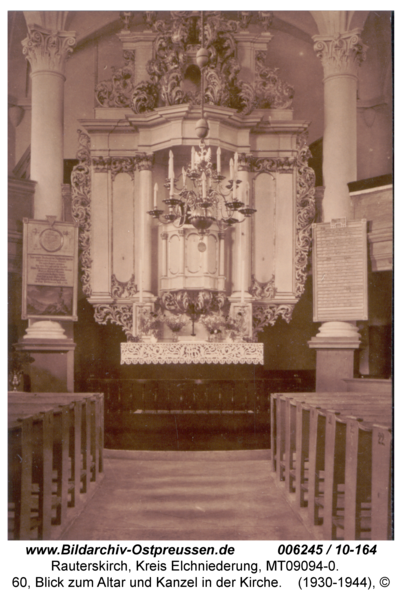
178,229,185,275
160,231,168,278
218,231,225,277
16,24,76,390
22,25,76,220
313,29,367,221
308,29,367,391
135,154,156,302
231,157,252,303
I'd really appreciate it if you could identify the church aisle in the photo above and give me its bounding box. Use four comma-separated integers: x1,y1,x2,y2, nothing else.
61,450,314,541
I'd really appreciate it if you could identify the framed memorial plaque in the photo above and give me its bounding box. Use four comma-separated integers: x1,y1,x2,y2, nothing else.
22,218,79,321
312,219,368,322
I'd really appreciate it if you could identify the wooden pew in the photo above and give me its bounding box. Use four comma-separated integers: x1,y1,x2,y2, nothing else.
331,413,392,540
308,405,391,536
272,392,390,487
270,392,393,541
8,393,104,540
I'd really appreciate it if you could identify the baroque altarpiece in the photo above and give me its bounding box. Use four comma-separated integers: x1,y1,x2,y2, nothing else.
69,12,315,360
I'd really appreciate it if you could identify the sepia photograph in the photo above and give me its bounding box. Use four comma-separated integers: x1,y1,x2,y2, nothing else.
8,7,393,549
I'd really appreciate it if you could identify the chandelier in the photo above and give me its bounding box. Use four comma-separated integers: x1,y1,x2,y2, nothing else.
148,145,256,237
147,11,256,237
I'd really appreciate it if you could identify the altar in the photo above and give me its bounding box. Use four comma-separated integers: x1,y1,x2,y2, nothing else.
121,342,264,365
72,15,316,360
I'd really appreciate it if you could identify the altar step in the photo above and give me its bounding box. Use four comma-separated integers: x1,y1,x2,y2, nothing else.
105,411,270,451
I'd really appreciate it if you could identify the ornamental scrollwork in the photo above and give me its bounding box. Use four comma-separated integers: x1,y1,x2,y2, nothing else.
92,157,111,173
313,29,368,78
110,157,137,180
252,304,295,338
22,26,76,74
95,50,136,108
295,131,316,298
94,303,134,340
131,12,245,114
71,129,92,297
111,274,137,299
240,51,294,115
249,275,276,300
137,154,154,171
159,290,228,315
130,81,159,114
248,155,297,174
117,12,295,116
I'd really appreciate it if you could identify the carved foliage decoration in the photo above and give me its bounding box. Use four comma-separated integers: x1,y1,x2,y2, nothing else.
295,132,316,298
130,81,159,113
94,304,134,340
115,12,295,115
96,50,136,108
110,157,137,180
92,154,153,178
111,274,137,299
160,290,228,315
131,12,246,113
92,157,111,173
240,51,294,115
247,154,296,174
71,130,92,297
247,131,315,305
250,275,276,300
313,30,368,77
22,26,76,74
252,304,295,338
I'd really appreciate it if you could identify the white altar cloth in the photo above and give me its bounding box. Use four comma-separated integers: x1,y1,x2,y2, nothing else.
120,342,264,365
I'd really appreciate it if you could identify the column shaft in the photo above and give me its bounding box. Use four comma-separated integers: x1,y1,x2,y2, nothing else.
30,71,65,219
232,170,252,298
322,74,357,221
136,156,155,298
22,25,76,220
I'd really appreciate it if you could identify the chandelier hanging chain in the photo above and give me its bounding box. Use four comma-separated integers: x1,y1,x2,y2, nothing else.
147,10,256,237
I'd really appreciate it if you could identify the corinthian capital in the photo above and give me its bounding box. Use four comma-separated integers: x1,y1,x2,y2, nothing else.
136,153,154,171
22,25,76,76
313,29,368,78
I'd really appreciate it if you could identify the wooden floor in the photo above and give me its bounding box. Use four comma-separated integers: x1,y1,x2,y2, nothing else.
61,450,314,541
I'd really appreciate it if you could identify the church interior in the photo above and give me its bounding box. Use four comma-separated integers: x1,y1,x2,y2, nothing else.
8,10,393,541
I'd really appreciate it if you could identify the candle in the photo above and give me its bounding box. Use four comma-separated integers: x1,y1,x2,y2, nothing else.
201,172,206,198
234,152,238,177
191,147,195,170
182,167,186,187
169,150,174,180
170,176,174,197
241,259,245,304
217,147,221,174
139,259,143,303
153,183,158,208
229,158,234,182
